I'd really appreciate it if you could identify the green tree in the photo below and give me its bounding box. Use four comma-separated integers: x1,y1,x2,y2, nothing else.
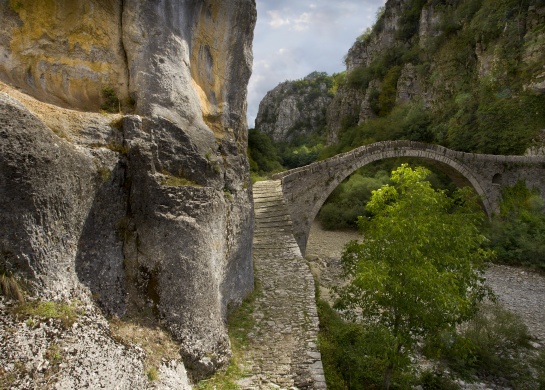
488,182,545,270
335,164,493,389
247,129,283,175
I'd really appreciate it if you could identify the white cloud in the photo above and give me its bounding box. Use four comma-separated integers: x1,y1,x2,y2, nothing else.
292,12,312,31
267,10,290,28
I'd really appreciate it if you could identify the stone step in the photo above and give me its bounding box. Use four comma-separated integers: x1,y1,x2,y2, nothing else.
253,190,283,196
254,211,291,218
253,200,284,207
252,182,281,190
255,215,292,226
246,180,325,388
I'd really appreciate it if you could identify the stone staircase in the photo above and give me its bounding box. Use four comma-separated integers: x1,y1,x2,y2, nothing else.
238,180,326,389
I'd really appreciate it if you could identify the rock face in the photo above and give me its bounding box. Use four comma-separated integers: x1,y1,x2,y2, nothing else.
327,0,545,146
0,0,130,111
255,72,333,143
0,0,256,381
326,85,366,145
344,0,406,73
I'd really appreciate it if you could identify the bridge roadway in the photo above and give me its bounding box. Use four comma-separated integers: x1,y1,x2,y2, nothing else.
238,180,326,389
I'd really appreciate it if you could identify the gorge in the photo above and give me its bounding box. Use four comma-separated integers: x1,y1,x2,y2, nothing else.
1,0,545,388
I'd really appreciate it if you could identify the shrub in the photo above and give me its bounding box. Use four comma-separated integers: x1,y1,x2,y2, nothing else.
101,87,120,113
419,369,458,390
330,72,347,95
0,273,24,303
318,170,389,230
427,302,536,386
378,66,402,117
280,143,324,169
487,182,545,270
318,299,416,389
247,129,284,175
395,0,428,42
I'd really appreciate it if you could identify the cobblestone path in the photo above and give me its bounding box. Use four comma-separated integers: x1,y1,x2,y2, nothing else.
238,180,326,389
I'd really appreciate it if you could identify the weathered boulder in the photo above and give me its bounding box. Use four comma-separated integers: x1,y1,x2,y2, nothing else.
0,93,116,300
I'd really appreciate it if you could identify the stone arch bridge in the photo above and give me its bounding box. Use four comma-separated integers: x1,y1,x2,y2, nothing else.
271,140,545,255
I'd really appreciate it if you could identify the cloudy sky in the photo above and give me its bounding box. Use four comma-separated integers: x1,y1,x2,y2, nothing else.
247,0,386,127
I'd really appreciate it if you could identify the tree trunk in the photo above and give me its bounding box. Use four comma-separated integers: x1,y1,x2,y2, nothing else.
383,363,394,390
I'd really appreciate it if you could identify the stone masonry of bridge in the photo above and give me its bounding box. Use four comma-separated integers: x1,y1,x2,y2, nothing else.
272,140,545,255
238,180,326,389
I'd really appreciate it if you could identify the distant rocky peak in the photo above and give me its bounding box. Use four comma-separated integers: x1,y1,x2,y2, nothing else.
255,72,334,143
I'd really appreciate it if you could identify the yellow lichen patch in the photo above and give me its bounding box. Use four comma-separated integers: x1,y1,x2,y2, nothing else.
5,0,128,111
191,79,224,138
190,1,230,138
9,0,118,54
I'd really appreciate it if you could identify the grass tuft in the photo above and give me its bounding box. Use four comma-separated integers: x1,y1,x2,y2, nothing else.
159,171,201,188
147,367,159,381
0,274,25,303
109,316,180,383
12,300,82,329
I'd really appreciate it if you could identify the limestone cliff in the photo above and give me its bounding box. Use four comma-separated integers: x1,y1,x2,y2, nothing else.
328,0,545,155
0,0,256,384
255,72,333,143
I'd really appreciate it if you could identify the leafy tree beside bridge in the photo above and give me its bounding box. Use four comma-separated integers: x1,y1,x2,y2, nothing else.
335,164,494,389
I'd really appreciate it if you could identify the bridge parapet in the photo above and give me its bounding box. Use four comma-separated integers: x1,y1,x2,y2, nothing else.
272,141,545,255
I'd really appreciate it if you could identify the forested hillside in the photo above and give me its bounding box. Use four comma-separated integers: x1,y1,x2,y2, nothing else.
326,0,545,156
253,0,545,173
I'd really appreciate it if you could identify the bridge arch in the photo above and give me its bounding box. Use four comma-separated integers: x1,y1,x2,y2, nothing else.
272,141,545,255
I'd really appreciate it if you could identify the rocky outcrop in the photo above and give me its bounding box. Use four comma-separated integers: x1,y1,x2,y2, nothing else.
396,63,421,104
0,0,256,383
0,295,192,389
327,0,545,146
326,85,366,145
255,72,333,143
